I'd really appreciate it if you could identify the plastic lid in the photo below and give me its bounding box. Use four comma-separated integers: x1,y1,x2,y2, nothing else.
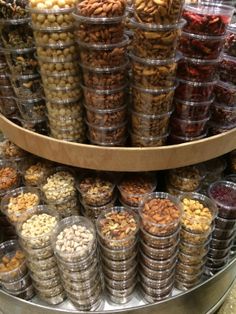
131,84,177,94
184,2,235,16
80,60,128,73
174,97,215,106
72,11,125,24
129,52,179,66
177,78,217,86
76,35,130,50
28,6,74,14
130,18,186,31
179,55,221,64
181,31,226,40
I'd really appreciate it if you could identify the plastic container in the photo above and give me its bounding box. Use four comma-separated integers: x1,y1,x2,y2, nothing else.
99,238,138,261
0,85,15,97
141,239,179,260
51,216,96,263
11,74,44,99
50,126,86,143
16,98,46,120
131,85,175,115
118,172,157,207
102,254,137,271
175,277,202,291
219,54,236,85
224,23,236,57
130,53,177,90
104,273,137,290
44,85,82,102
26,255,57,273
0,97,18,116
208,181,236,219
175,270,203,285
204,264,226,276
29,7,74,31
140,250,178,272
87,121,127,146
106,282,136,304
203,158,227,184
214,80,236,107
140,261,176,280
173,98,213,120
61,271,101,292
180,227,212,245
78,37,129,68
131,19,185,59
35,288,66,305
81,63,127,90
139,192,182,236
206,255,229,268
182,3,234,35
0,240,27,282
208,246,232,259
0,74,11,85
175,79,215,102
179,240,209,256
30,272,61,290
73,14,125,44
103,263,137,281
15,117,49,135
131,110,172,137
36,45,77,63
140,226,180,249
0,160,21,196
208,121,236,135
176,261,204,276
33,29,75,47
224,174,236,184
130,132,168,147
42,73,80,90
178,32,225,60
133,0,184,25
178,251,207,266
3,284,34,300
168,132,207,144
177,57,219,82
85,104,127,127
210,236,234,250
97,207,139,250
82,84,127,110
170,115,209,137
213,101,236,125
39,59,79,76
3,47,38,75
141,281,174,302
1,272,31,292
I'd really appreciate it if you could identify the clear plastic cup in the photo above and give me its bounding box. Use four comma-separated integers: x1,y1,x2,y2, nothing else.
180,227,212,245
0,160,21,196
18,240,54,261
140,239,179,260
131,110,172,137
224,174,236,184
0,74,11,85
210,236,234,250
175,78,216,102
204,264,226,276
0,240,27,282
0,96,18,116
39,59,79,76
36,44,77,63
139,192,182,236
170,115,210,138
30,272,61,290
173,98,213,120
130,132,169,147
214,80,236,107
140,281,174,302
102,254,137,271
44,85,82,102
104,273,137,290
0,85,15,97
208,246,232,259
131,85,175,115
206,255,229,268
179,32,225,60
118,172,157,207
208,181,236,219
11,74,44,100
82,84,127,110
103,263,137,281
106,282,136,304
130,53,178,90
140,271,175,290
179,239,209,256
140,261,176,281
33,29,75,47
211,102,236,125
2,284,35,300
81,63,128,90
96,207,139,250
131,19,185,59
78,36,129,68
176,260,204,276
178,251,207,266
212,227,236,240
140,250,178,272
16,98,46,121
1,272,31,293
51,216,96,264
224,23,236,57
182,3,234,36
219,53,236,85
208,120,236,135
1,186,41,225
26,255,57,273
168,132,208,144
99,238,138,261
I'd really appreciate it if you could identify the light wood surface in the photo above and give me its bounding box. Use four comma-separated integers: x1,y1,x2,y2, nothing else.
0,115,236,171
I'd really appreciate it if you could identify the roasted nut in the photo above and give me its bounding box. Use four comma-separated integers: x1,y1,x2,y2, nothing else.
50,126,86,142
85,104,127,127
131,110,171,137
23,161,51,187
180,227,211,245
82,85,127,110
140,192,182,236
133,0,184,25
77,0,126,18
78,172,115,206
0,140,26,159
39,59,79,76
0,249,25,273
132,85,175,115
34,29,75,46
118,173,157,207
46,98,83,119
132,19,183,59
37,45,77,62
42,73,80,89
130,54,177,89
44,86,82,101
96,207,139,249
178,251,206,266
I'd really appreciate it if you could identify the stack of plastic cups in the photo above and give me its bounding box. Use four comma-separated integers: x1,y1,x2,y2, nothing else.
165,164,205,196
28,0,86,142
41,167,80,219
129,0,185,147
73,0,129,146
77,172,117,223
0,1,47,134
0,240,33,300
96,207,139,304
16,205,65,305
52,216,103,311
139,192,182,302
117,172,157,212
211,23,236,135
175,193,217,291
170,2,234,144
207,180,236,275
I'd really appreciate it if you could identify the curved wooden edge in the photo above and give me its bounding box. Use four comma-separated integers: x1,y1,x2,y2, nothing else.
0,115,236,171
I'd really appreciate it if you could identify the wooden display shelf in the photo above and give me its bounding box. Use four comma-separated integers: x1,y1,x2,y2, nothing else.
0,115,236,171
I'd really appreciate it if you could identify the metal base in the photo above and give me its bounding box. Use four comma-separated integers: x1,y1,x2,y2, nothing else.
0,258,235,314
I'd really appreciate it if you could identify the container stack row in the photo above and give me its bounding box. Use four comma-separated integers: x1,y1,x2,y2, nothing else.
28,0,85,142
74,0,128,146
0,0,47,133
130,0,185,147
210,23,236,134
170,2,234,144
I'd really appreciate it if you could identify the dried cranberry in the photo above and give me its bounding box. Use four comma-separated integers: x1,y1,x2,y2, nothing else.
177,57,219,82
219,54,236,85
175,79,215,102
224,25,236,57
178,32,225,60
174,98,212,120
170,115,209,137
211,102,236,125
214,81,236,107
183,4,233,36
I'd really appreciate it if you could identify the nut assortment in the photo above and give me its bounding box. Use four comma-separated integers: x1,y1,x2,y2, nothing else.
0,163,20,194
77,0,126,18
23,161,51,186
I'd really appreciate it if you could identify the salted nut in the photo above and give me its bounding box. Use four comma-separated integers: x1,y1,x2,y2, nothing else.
77,0,126,17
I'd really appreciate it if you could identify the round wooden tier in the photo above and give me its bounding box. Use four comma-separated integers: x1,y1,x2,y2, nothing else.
0,115,236,171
